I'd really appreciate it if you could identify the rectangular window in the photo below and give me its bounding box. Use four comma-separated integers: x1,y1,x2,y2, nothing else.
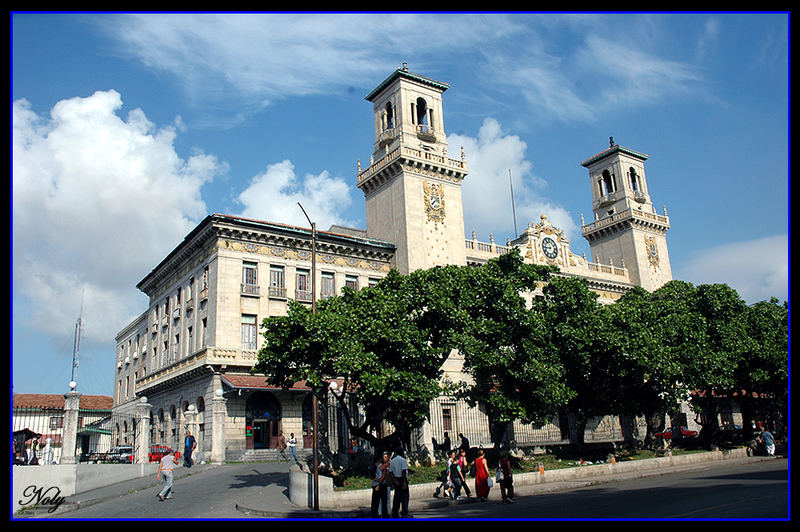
296,269,311,301
242,261,259,295
321,272,335,298
442,408,453,432
269,265,286,298
242,314,257,351
345,274,359,291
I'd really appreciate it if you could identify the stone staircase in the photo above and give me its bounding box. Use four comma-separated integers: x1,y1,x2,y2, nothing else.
230,448,306,463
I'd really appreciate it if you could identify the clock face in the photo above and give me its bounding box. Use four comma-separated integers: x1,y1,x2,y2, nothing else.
542,237,558,259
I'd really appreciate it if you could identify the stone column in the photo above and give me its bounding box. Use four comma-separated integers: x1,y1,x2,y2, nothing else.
210,388,228,464
135,397,152,464
61,390,82,464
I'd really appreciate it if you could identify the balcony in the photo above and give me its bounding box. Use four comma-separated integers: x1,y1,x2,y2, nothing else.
416,124,436,142
241,283,260,297
377,127,396,149
268,286,287,299
295,289,312,303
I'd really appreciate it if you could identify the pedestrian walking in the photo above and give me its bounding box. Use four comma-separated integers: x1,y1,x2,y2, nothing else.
433,460,452,499
288,433,299,464
474,449,491,501
183,430,196,468
458,448,472,498
156,449,179,501
371,451,391,518
758,429,776,456
277,431,288,462
389,448,410,518
449,450,465,500
498,450,514,504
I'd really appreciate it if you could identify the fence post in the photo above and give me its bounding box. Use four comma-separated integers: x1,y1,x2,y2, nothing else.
61,390,82,464
136,397,152,464
211,388,227,464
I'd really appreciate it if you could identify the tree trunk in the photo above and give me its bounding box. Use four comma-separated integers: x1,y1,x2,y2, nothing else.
642,411,666,449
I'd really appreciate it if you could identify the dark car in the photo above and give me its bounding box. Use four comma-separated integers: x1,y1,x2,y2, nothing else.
108,445,135,463
148,444,171,462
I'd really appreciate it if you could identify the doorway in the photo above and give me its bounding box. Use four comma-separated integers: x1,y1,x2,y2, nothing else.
245,391,282,449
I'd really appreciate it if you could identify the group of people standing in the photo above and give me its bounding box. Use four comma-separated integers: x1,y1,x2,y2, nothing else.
441,448,515,504
370,443,517,517
370,448,411,518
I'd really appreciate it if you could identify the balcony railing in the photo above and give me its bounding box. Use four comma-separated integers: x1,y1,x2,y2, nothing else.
241,283,260,297
295,289,312,302
268,286,287,299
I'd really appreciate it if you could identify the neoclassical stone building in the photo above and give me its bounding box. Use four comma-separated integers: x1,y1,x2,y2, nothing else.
113,65,673,461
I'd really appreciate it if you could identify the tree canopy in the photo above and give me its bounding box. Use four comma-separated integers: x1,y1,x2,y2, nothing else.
253,251,788,454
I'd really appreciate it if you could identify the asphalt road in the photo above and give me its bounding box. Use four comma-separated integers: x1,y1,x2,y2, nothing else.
412,458,789,520
22,457,788,520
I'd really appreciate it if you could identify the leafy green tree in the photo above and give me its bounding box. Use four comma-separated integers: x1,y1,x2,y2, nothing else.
681,283,750,445
252,264,487,456
450,251,568,447
737,297,789,439
607,283,707,446
533,276,621,446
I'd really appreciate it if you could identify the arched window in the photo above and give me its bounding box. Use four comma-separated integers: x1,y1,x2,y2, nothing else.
629,167,639,191
601,169,615,196
416,98,428,125
384,101,395,130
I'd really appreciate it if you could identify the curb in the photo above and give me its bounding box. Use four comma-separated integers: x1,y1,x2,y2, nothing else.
235,451,784,518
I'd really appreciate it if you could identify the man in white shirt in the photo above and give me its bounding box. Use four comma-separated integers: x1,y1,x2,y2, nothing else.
389,448,410,518
288,433,298,465
156,448,179,501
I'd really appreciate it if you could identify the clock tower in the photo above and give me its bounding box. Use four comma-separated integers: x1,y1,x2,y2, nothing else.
580,138,673,292
357,64,468,274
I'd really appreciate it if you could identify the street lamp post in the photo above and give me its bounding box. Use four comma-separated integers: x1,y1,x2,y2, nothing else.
298,203,319,511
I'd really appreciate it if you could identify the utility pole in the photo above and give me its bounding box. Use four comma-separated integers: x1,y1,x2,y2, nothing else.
298,202,319,511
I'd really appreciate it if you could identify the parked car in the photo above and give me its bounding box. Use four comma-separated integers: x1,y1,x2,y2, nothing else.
148,444,171,463
654,426,698,440
79,450,109,463
107,445,135,463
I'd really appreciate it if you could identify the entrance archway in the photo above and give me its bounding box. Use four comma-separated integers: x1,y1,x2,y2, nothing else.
245,392,282,449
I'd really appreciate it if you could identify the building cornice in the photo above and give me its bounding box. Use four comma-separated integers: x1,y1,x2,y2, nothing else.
365,65,449,102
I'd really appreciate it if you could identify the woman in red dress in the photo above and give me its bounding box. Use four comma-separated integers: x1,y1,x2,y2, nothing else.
474,449,491,501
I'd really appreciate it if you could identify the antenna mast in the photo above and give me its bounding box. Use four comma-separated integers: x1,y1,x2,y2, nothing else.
71,292,84,386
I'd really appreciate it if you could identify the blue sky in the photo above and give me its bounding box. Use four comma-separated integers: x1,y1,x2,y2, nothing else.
11,13,789,397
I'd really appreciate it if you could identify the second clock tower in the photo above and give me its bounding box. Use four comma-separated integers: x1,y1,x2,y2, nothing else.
357,64,468,274
580,138,673,292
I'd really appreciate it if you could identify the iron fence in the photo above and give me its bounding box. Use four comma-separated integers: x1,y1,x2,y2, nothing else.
13,407,141,464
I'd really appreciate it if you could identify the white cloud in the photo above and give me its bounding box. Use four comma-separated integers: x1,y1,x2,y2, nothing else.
675,235,788,304
12,91,225,348
452,117,578,242
98,13,521,126
235,160,354,230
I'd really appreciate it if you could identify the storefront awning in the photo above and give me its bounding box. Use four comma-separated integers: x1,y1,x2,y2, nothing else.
220,375,313,392
220,375,346,393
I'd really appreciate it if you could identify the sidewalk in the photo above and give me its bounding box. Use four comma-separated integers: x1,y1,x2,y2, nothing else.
29,448,784,519
236,448,785,518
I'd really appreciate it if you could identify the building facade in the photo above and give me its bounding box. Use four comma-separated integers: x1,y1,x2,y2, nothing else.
113,65,673,461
